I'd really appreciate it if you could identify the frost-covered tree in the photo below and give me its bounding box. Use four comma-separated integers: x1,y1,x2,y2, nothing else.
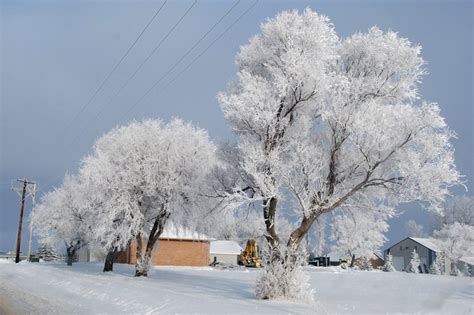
201,207,264,242
407,249,420,273
359,256,373,271
36,241,60,262
432,223,474,273
428,258,441,275
311,216,328,257
431,195,474,232
405,220,425,238
218,8,459,299
331,211,388,267
382,254,396,272
31,175,91,266
80,119,217,277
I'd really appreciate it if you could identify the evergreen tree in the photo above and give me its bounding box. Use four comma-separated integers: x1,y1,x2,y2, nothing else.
360,256,373,271
382,254,396,272
36,242,59,262
437,252,446,275
429,259,441,275
407,249,420,273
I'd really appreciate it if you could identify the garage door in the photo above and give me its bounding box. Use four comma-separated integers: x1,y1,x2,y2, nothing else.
392,256,404,271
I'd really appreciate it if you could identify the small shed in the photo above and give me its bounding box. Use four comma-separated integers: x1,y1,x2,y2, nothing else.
209,240,243,265
384,237,444,273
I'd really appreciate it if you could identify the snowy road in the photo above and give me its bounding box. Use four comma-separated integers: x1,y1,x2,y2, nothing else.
0,261,472,314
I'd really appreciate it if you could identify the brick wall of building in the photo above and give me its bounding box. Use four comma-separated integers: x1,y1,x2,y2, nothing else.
121,238,210,267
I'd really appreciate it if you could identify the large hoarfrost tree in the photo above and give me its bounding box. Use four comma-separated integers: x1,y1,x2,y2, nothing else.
430,195,474,232
31,175,91,266
405,220,425,238
331,211,388,267
432,222,474,274
80,119,217,277
218,8,460,300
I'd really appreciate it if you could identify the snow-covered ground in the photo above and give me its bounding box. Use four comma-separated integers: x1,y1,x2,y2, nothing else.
0,260,472,314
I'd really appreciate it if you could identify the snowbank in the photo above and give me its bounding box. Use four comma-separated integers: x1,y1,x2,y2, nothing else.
0,262,472,314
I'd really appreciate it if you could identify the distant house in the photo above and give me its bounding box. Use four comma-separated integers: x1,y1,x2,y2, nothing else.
354,253,384,269
384,237,443,273
115,224,213,267
457,257,474,277
209,240,243,265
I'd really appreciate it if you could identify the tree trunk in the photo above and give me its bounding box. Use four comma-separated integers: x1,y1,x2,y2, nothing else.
285,213,320,269
134,233,145,277
263,197,283,264
135,210,168,277
66,246,76,266
103,249,115,272
350,254,356,268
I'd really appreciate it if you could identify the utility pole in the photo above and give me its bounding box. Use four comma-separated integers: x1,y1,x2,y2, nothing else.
12,178,36,263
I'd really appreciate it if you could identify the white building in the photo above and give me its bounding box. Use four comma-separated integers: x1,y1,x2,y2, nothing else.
209,241,242,265
384,237,447,273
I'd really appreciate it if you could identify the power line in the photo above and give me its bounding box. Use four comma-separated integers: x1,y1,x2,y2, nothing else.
42,0,198,190
121,0,258,119
44,0,257,192
60,0,167,139
67,0,197,148
87,0,240,131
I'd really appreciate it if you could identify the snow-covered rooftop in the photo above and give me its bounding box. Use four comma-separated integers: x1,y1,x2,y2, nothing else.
210,241,243,255
409,237,440,252
459,256,474,266
159,223,212,241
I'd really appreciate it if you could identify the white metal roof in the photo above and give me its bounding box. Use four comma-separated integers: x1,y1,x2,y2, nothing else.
459,256,474,266
409,237,440,252
159,223,212,241
209,241,243,255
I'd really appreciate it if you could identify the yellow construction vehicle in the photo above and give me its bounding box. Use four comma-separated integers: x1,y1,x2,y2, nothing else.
238,239,262,268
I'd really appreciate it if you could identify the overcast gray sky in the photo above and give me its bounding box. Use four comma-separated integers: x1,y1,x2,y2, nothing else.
1,0,472,252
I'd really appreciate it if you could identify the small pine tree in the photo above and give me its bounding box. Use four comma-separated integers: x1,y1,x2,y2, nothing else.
360,256,373,271
429,259,441,275
382,254,396,272
407,249,420,273
36,242,60,262
437,252,446,275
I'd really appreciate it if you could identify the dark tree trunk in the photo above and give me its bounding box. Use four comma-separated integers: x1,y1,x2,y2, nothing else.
135,209,169,277
134,233,144,277
103,249,115,272
350,254,356,268
66,246,76,266
263,197,283,264
285,212,320,270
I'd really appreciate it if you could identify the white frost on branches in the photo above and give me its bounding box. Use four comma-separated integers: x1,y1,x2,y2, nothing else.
31,175,91,264
218,8,459,300
80,118,217,276
432,223,474,267
331,210,388,264
382,254,396,272
407,249,421,273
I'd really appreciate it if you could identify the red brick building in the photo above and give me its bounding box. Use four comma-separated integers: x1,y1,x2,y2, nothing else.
115,224,211,267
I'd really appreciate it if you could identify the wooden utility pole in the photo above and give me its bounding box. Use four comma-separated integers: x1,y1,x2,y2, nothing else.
13,178,36,263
